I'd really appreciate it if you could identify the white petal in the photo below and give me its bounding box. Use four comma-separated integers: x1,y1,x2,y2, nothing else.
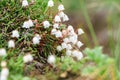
0,48,6,56
1,61,7,68
63,38,69,43
32,37,40,44
8,40,15,48
43,21,50,28
63,14,69,22
67,44,72,50
11,30,19,38
77,52,83,60
58,4,65,11
47,55,56,65
61,42,67,49
51,28,57,35
76,41,83,48
53,23,59,29
28,19,34,27
23,54,33,63
48,0,54,7
54,15,61,23
78,28,84,35
58,11,65,18
55,30,62,38
1,68,9,77
56,45,63,51
22,21,30,28
22,0,29,7
66,50,72,56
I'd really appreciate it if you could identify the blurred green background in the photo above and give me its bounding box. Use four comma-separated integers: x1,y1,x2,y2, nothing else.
62,0,120,72
63,0,120,54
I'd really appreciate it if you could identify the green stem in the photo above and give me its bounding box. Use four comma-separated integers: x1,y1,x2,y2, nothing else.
114,25,120,70
107,14,115,56
80,0,98,46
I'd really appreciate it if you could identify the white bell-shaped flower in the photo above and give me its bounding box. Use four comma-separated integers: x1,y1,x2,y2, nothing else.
61,42,67,49
58,4,65,11
78,28,84,35
54,15,61,23
1,68,9,77
1,61,7,68
48,0,54,7
63,38,69,43
43,20,50,28
76,41,83,48
53,23,59,29
66,44,72,50
23,54,33,63
22,21,30,28
32,36,40,44
35,34,41,40
51,28,57,35
0,48,6,56
76,52,83,60
55,30,62,38
0,75,8,80
28,19,34,27
47,55,56,65
69,36,77,44
67,25,74,32
22,0,29,7
72,50,79,57
11,30,19,38
56,45,63,51
63,14,69,22
8,40,15,48
58,11,65,18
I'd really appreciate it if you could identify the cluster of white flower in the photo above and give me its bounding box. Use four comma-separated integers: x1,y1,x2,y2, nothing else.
7,29,33,63
8,29,20,48
7,19,34,64
56,25,84,60
65,24,84,60
46,1,84,65
50,4,69,39
49,2,84,61
0,61,9,80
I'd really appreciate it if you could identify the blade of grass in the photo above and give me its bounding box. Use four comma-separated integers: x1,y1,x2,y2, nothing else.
114,24,120,70
79,0,98,46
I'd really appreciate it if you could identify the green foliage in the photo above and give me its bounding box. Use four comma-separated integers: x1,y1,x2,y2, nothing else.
8,55,24,74
82,47,116,79
84,47,113,66
56,56,83,72
9,75,36,80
